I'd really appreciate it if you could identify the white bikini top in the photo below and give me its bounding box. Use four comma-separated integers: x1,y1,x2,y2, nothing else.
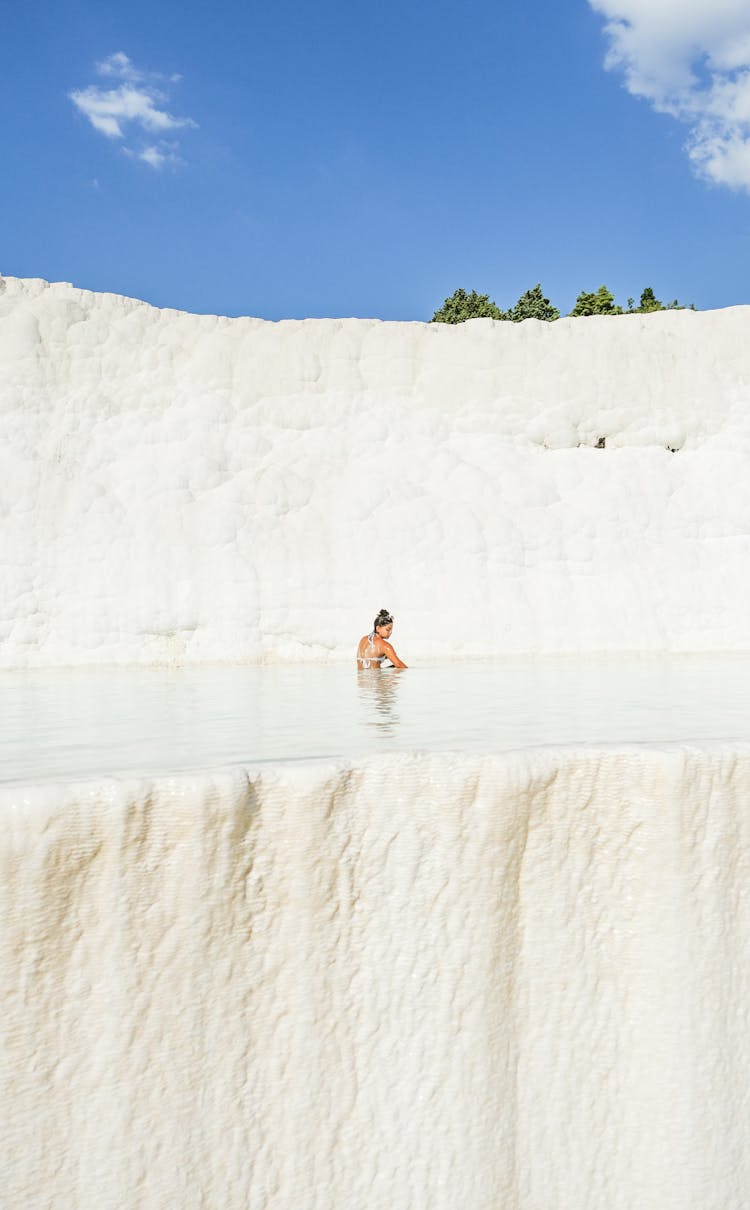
359,632,385,668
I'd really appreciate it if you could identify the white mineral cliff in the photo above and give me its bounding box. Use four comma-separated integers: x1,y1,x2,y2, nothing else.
3,279,750,1210
2,275,750,666
2,747,750,1210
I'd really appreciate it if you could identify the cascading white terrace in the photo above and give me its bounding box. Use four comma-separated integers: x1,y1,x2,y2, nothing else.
2,275,750,666
3,745,750,1210
4,278,750,1210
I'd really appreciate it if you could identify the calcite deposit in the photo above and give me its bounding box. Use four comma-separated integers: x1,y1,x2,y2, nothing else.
3,747,750,1210
3,278,750,1209
2,275,750,665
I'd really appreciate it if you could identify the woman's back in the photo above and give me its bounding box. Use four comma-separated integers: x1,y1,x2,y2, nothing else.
357,632,386,668
355,609,407,669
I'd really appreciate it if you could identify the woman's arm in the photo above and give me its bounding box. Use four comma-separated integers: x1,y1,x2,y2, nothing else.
381,641,407,669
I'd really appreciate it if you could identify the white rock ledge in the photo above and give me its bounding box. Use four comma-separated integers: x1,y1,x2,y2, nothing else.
2,744,750,1209
3,276,750,665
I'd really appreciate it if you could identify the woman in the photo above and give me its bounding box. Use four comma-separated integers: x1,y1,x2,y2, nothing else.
356,609,408,669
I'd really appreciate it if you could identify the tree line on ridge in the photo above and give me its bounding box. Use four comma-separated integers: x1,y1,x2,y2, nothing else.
430,284,695,324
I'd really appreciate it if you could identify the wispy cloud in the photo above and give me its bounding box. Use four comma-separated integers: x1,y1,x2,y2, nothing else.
95,51,145,83
69,53,195,168
125,143,183,170
589,0,750,191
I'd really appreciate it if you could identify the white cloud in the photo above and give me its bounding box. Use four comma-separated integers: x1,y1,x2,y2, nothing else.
138,145,168,169
95,52,143,82
124,144,183,170
70,84,192,139
589,0,750,191
69,53,196,169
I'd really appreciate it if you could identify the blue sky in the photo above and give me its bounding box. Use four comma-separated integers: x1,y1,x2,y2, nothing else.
3,0,750,320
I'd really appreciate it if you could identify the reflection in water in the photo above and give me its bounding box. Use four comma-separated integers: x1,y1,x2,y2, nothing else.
357,668,403,737
5,656,750,784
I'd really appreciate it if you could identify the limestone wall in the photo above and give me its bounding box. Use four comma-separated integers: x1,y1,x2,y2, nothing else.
2,747,749,1209
3,276,750,665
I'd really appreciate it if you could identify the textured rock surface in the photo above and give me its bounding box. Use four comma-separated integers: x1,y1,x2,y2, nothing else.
2,746,750,1209
4,276,750,1209
3,275,750,665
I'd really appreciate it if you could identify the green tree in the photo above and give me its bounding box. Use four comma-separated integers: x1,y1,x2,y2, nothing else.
569,285,623,316
431,288,506,323
506,283,559,322
638,286,663,312
628,287,694,313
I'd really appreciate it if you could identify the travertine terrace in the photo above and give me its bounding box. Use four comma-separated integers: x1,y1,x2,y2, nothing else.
2,275,750,666
2,277,750,1209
